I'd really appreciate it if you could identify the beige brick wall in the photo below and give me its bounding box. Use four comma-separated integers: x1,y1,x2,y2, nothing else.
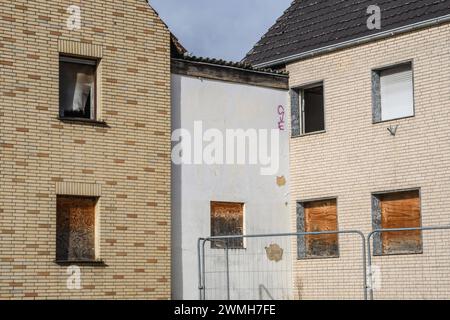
287,23,450,299
0,0,171,299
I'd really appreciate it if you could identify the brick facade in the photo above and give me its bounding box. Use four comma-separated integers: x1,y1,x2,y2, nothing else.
0,0,171,299
287,23,450,299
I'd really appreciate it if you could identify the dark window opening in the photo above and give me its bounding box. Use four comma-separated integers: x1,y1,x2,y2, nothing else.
211,202,244,249
59,56,97,120
56,195,97,261
302,84,325,134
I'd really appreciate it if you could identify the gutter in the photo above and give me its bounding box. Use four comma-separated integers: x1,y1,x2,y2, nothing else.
254,13,450,68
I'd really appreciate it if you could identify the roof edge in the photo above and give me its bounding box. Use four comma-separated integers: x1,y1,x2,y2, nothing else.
144,0,188,56
175,56,288,76
171,58,289,90
254,13,450,68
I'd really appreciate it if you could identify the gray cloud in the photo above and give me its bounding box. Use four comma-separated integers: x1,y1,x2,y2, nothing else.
150,0,292,61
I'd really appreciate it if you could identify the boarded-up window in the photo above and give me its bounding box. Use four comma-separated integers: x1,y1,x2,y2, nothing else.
211,202,244,249
372,190,422,255
297,199,339,259
56,195,97,261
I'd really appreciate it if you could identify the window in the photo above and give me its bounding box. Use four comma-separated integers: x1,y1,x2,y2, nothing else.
59,56,97,120
210,202,244,249
372,190,422,255
372,62,414,122
56,195,98,261
291,83,325,136
297,199,339,259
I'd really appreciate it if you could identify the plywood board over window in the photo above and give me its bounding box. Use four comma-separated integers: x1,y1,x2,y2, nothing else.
211,202,244,249
297,199,339,259
56,195,97,261
372,190,422,255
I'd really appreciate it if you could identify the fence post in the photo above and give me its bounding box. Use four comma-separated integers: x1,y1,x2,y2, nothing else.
366,233,374,300
225,240,230,300
202,239,207,300
356,231,368,301
197,238,204,300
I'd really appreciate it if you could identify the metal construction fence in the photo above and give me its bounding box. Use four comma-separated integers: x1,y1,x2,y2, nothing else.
198,226,450,300
198,230,367,300
367,226,450,300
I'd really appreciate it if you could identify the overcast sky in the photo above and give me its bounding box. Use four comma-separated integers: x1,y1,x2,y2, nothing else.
151,0,292,62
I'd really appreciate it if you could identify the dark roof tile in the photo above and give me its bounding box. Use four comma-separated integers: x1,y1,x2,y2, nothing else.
243,0,450,66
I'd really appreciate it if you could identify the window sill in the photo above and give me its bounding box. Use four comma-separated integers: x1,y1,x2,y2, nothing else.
373,250,423,257
58,117,109,127
297,254,340,260
293,130,326,138
372,115,415,125
54,259,107,267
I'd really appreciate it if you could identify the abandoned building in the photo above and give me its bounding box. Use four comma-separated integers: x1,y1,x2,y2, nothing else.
0,0,172,299
243,0,450,299
3,0,450,301
0,0,293,301
170,53,291,300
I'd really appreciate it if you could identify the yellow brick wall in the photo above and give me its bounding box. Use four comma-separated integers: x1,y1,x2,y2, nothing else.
287,23,450,299
0,0,171,299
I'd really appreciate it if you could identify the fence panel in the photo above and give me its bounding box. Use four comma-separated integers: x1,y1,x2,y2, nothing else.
198,231,367,300
367,226,450,300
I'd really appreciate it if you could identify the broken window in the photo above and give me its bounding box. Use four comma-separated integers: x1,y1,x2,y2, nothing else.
291,83,325,136
211,202,244,249
56,195,97,261
372,62,414,122
59,56,97,120
297,199,339,259
372,190,422,255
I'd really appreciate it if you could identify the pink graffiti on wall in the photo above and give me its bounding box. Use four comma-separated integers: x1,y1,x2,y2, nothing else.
278,105,285,131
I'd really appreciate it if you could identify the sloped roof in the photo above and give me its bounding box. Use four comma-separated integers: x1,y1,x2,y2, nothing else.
243,0,450,67
171,33,188,57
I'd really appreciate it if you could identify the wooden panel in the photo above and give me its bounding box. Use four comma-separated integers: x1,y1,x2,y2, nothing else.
211,202,244,249
380,190,422,254
56,196,96,261
304,199,338,258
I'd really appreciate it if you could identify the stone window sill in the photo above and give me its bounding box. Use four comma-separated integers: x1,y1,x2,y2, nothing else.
54,260,107,267
58,117,109,127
